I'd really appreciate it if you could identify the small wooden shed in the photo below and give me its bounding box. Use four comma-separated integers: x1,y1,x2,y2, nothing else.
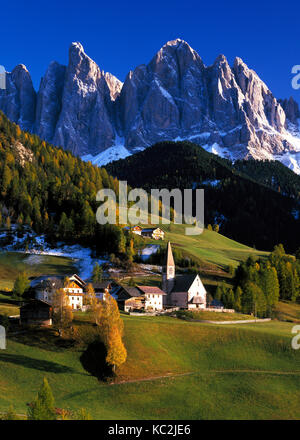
20,299,53,326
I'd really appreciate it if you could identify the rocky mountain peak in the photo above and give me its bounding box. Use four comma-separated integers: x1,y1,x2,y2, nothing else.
278,96,300,125
0,40,300,172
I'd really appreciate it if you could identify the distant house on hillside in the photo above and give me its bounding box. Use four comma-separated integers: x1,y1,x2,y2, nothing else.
141,227,164,240
123,226,142,236
20,299,52,326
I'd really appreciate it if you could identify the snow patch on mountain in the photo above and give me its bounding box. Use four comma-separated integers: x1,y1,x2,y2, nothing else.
82,137,131,166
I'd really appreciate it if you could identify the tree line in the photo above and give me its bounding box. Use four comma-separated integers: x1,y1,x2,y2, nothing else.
215,244,300,317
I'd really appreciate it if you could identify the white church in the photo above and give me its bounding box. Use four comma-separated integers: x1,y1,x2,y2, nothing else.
162,242,207,309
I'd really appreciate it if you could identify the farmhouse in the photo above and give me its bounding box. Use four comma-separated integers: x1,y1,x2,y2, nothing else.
116,286,144,312
123,226,142,235
136,286,166,311
93,281,113,300
162,242,207,309
20,299,52,326
141,227,164,240
116,285,166,312
63,274,86,310
31,275,63,303
31,274,86,310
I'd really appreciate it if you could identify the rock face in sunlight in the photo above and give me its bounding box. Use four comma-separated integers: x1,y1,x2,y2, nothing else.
1,39,300,171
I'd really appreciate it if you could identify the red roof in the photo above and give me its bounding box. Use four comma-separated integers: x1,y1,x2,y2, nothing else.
137,286,166,295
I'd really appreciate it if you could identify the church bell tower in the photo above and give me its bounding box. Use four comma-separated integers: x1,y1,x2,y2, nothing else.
162,241,175,296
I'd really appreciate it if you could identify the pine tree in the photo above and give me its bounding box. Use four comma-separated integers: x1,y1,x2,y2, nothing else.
1,405,20,420
27,378,56,420
12,272,30,299
234,286,242,312
242,282,266,317
92,262,103,283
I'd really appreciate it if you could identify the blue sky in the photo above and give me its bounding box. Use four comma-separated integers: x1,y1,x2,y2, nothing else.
1,0,300,103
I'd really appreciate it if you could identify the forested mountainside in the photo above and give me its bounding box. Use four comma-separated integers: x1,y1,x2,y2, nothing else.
233,159,300,199
0,111,124,253
106,141,300,253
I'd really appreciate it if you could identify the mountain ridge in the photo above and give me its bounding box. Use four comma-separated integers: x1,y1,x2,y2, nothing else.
1,39,300,172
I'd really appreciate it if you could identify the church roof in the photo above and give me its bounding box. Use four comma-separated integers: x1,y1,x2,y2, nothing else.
164,241,175,267
172,274,198,293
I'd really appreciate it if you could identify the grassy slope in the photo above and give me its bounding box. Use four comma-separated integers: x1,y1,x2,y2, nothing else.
0,315,299,420
142,223,268,269
274,301,300,323
175,310,255,321
0,252,77,291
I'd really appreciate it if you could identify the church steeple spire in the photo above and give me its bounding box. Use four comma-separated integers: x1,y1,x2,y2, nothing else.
162,241,175,295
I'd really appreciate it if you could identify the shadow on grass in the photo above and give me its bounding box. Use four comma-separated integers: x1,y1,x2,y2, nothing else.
0,291,17,305
9,328,76,352
0,353,76,373
80,341,114,382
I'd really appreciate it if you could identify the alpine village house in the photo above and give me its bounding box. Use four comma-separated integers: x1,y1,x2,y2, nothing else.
22,242,207,325
117,242,207,312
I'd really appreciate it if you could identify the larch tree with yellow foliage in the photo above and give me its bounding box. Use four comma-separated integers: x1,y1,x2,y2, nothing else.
52,288,73,335
106,326,127,373
93,293,126,373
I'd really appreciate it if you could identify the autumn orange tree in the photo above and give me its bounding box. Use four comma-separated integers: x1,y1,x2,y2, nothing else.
106,326,127,372
52,288,73,335
93,294,126,373
84,283,97,307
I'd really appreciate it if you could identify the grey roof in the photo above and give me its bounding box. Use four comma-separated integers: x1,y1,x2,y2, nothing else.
172,274,198,293
118,286,141,298
21,299,52,310
93,281,112,290
30,275,64,288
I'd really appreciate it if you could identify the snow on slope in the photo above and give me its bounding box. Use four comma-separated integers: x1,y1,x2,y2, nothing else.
82,139,131,166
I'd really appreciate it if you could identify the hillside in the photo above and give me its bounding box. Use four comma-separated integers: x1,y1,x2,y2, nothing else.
133,223,268,275
0,111,126,254
234,159,300,199
106,141,300,253
0,252,76,291
0,314,299,419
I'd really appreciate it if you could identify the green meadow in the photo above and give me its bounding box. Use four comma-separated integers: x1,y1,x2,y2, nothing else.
0,252,77,291
142,223,269,269
0,314,299,420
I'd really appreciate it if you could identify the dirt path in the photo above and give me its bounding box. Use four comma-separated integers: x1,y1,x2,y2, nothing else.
111,369,300,385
